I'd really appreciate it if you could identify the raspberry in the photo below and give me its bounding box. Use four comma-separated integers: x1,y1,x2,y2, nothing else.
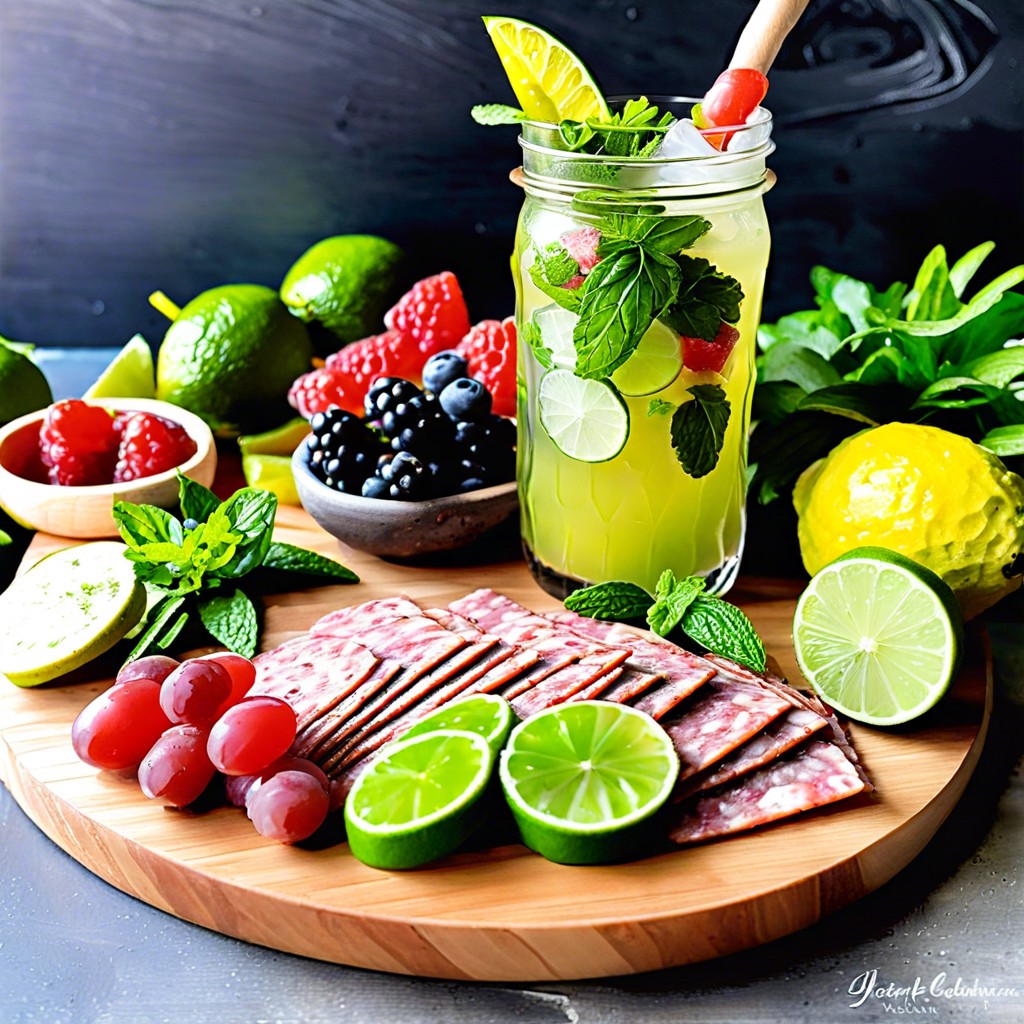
560,227,601,275
290,331,422,418
114,412,198,483
384,272,471,358
38,399,120,486
456,317,517,418
680,322,741,374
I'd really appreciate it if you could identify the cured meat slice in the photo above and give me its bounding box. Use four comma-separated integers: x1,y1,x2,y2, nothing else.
547,609,715,718
250,635,382,724
510,658,626,717
669,739,869,844
662,680,791,778
568,665,662,705
448,588,536,633
675,707,829,798
310,596,423,637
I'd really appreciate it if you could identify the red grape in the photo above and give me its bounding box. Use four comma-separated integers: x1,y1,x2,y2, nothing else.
195,652,256,711
138,724,216,807
247,770,330,843
160,659,232,726
207,696,297,776
115,655,180,687
71,679,173,770
225,755,328,809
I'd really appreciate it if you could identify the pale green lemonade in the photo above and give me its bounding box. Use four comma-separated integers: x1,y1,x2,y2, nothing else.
512,107,773,597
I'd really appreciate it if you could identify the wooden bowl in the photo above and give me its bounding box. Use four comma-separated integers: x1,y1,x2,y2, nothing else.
0,398,216,539
291,444,519,558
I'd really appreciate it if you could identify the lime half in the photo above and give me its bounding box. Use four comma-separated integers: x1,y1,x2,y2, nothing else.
344,730,495,869
793,547,964,726
483,17,609,123
83,334,156,400
500,701,679,864
403,693,515,755
610,320,683,396
0,542,146,687
533,304,578,370
538,368,629,462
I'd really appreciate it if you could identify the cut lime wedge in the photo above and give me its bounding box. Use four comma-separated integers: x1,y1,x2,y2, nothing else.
0,542,146,687
344,730,495,869
83,334,156,400
483,16,609,123
533,304,578,370
538,368,629,463
793,547,964,726
500,701,678,864
610,320,683,396
403,693,515,755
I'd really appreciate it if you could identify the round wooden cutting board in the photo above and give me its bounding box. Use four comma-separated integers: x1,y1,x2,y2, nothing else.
0,508,991,981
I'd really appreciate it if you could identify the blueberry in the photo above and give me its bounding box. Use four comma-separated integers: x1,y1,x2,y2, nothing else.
422,350,469,396
182,518,199,531
361,476,392,499
439,378,492,422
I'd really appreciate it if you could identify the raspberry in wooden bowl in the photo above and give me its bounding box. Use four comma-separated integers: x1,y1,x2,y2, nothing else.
0,398,216,539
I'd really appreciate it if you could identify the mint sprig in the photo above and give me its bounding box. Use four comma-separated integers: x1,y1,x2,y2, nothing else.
563,571,768,673
670,384,731,478
113,473,358,662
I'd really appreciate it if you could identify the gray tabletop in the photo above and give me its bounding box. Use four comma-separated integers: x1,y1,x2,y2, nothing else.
1,351,1022,1024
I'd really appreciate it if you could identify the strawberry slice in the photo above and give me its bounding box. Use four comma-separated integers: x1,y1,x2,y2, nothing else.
681,322,740,374
457,317,517,418
384,271,471,358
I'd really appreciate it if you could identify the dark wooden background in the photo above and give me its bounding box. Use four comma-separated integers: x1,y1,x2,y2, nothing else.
0,0,1021,349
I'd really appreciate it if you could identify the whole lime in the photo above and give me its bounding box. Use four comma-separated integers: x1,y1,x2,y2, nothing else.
0,338,52,426
793,422,1024,619
156,285,312,434
279,235,404,346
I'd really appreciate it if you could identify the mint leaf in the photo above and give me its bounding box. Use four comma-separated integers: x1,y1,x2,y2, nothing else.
178,472,220,524
558,119,596,150
979,424,1024,457
261,541,359,583
536,243,581,288
599,214,710,254
122,594,187,664
113,501,182,550
948,241,995,298
564,581,653,621
529,256,582,313
681,595,766,672
759,341,844,392
470,103,527,125
213,489,277,579
520,320,553,370
670,384,731,478
198,588,259,658
905,244,960,322
646,571,705,636
661,256,744,341
573,245,679,378
647,397,674,417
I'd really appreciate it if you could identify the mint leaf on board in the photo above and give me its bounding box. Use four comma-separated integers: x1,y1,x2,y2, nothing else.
212,489,277,580
178,472,220,524
563,580,653,621
470,103,527,125
572,245,679,378
681,596,767,673
529,255,582,313
113,501,183,550
197,588,259,659
536,243,581,288
648,397,674,416
661,256,744,341
520,319,554,370
670,384,731,478
260,542,359,584
646,571,705,637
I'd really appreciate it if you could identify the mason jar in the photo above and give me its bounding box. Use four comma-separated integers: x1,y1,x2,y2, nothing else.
512,98,774,599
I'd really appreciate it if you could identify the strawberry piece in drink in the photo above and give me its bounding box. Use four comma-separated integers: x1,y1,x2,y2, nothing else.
681,322,740,374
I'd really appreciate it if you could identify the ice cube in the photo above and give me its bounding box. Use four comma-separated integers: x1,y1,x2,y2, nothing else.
657,119,720,160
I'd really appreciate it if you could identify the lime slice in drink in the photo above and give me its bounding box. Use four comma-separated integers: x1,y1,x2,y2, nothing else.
403,693,515,755
83,334,156,399
0,541,146,687
500,701,679,864
483,17,610,123
792,546,964,726
533,304,578,370
344,730,495,869
538,369,629,463
610,320,683,396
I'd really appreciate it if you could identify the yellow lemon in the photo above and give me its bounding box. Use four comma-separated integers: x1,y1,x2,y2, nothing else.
793,422,1024,619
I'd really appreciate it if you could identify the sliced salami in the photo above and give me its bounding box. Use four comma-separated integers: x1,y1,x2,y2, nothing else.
669,739,870,844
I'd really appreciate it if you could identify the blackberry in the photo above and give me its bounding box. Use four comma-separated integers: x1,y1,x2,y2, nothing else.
422,350,469,396
379,451,432,500
364,377,422,421
381,393,454,458
439,377,491,421
453,414,517,486
304,408,387,492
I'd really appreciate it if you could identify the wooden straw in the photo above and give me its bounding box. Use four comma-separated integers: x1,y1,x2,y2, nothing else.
728,0,812,73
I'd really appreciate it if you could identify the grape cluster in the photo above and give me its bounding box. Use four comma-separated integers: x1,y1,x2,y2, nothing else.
302,350,516,501
71,653,332,845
